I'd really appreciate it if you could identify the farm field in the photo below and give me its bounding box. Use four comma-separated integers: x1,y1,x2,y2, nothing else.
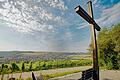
0,51,93,80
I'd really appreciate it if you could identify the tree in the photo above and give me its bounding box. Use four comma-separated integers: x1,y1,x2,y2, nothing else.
0,64,9,74
11,63,20,72
97,24,120,69
29,61,33,71
88,24,120,70
21,62,25,72
111,23,120,52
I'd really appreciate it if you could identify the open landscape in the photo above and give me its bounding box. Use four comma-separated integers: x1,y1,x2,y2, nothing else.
0,0,120,80
0,51,120,80
0,51,93,80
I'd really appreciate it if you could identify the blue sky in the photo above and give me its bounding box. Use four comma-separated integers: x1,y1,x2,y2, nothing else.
0,0,120,52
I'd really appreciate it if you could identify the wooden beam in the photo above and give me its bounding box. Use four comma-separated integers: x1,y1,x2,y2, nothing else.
75,5,101,31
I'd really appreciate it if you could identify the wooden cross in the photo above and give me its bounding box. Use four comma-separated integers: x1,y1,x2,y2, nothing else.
75,0,100,80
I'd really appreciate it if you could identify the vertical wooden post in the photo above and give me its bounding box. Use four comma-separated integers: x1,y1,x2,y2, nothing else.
87,1,99,80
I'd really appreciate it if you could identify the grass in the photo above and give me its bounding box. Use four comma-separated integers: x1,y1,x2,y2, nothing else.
36,69,81,80
68,55,92,60
13,69,81,80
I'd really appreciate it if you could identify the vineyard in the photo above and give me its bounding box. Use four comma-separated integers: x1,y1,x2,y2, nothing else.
0,59,92,74
0,52,92,80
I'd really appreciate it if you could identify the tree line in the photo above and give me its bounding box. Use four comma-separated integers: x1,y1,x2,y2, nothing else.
89,23,120,69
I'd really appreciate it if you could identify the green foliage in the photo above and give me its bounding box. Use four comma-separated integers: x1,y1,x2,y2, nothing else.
16,78,24,80
11,63,20,72
1,64,4,69
97,24,120,69
0,59,92,74
41,70,81,80
21,62,25,72
0,64,9,74
26,77,32,80
28,61,33,71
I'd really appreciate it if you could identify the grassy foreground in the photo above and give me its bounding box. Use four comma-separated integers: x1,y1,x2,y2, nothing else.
1,66,92,80
43,69,81,80
5,69,81,80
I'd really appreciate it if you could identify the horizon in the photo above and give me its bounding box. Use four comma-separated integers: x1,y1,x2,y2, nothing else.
0,50,87,53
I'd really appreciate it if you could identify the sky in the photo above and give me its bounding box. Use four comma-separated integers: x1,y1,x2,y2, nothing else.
0,0,120,52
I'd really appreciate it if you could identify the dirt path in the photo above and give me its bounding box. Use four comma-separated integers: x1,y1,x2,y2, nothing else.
100,70,120,80
0,66,91,80
50,70,120,80
1,66,120,80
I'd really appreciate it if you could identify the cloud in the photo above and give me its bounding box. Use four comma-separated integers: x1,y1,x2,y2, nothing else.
1,0,119,52
93,0,120,7
1,0,88,52
0,0,68,33
96,2,120,27
76,22,89,29
45,0,68,10
77,2,120,29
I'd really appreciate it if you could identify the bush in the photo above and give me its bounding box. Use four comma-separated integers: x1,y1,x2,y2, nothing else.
11,63,20,72
97,24,120,70
0,59,92,74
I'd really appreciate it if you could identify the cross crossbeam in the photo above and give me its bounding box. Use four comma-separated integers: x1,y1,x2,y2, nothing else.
75,5,101,31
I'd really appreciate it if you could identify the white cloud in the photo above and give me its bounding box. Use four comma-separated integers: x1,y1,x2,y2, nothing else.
2,0,120,52
0,0,68,33
93,0,98,4
76,22,89,29
45,0,68,10
77,2,120,29
97,3,120,27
